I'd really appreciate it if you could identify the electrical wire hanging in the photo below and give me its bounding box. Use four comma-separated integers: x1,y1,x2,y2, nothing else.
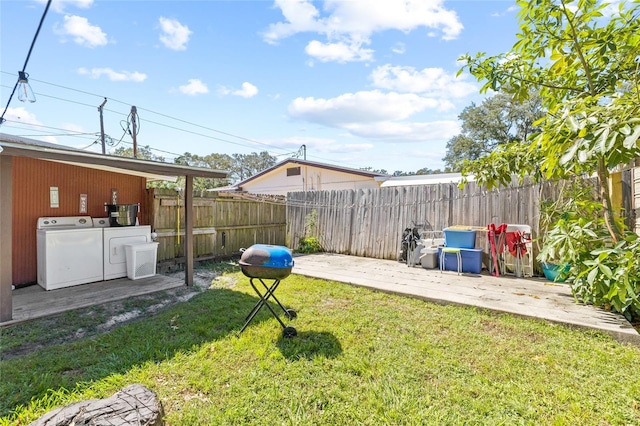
0,0,52,125
0,71,376,172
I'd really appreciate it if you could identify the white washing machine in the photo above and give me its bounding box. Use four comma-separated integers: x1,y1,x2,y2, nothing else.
102,225,152,280
36,216,104,290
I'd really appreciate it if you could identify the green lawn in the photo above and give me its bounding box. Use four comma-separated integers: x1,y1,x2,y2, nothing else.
1,266,639,425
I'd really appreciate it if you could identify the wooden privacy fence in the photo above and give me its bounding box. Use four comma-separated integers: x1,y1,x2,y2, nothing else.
149,189,286,265
286,178,563,260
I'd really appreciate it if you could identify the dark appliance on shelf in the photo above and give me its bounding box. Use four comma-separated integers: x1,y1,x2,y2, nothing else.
105,204,139,227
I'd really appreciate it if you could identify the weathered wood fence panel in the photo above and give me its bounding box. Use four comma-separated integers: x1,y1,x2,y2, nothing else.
286,178,549,260
150,189,286,263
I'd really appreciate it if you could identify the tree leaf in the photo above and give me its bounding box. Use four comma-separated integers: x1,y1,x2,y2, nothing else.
623,125,640,149
587,267,598,285
566,115,579,132
596,127,610,153
560,143,579,165
598,263,613,279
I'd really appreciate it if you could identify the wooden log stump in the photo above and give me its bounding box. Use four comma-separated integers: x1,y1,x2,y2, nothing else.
28,384,164,426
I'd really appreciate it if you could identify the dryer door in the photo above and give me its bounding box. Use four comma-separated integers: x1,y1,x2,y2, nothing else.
105,234,149,279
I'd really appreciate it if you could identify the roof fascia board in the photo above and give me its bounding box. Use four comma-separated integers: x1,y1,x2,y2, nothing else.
238,158,386,186
48,159,178,182
0,140,227,178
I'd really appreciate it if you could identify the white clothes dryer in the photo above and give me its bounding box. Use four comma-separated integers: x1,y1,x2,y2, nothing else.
103,225,151,280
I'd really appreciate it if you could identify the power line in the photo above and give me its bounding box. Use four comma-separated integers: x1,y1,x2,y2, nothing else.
5,72,284,151
1,74,294,157
0,119,99,139
0,84,125,114
0,71,383,172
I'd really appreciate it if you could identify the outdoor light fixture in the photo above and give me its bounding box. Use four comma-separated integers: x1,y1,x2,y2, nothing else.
17,71,36,103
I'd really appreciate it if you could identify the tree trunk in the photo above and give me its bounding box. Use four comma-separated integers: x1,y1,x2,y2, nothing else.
597,158,621,244
29,384,164,426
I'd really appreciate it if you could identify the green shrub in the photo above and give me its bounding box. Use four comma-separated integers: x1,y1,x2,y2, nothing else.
296,236,323,254
571,233,640,321
542,217,640,321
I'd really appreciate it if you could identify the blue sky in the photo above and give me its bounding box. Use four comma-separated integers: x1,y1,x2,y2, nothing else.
0,0,521,174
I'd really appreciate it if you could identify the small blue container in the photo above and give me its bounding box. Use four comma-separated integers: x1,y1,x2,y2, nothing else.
443,228,477,249
438,247,483,274
541,262,570,282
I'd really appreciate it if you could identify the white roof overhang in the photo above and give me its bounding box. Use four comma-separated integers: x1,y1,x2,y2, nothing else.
0,133,227,179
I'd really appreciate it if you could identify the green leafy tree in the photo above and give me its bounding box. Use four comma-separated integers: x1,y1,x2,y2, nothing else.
112,145,177,189
444,91,544,172
230,152,277,182
459,0,640,318
415,168,443,175
391,169,444,176
359,167,389,175
112,145,166,162
174,152,233,191
460,0,640,243
173,151,277,190
174,152,232,191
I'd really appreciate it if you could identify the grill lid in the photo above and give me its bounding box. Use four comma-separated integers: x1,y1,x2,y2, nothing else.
239,244,294,269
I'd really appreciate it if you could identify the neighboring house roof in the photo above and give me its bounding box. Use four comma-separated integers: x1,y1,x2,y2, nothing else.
0,133,228,180
222,158,389,191
376,173,474,187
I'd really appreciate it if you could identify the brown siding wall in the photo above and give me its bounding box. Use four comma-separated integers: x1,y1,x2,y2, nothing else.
12,157,148,285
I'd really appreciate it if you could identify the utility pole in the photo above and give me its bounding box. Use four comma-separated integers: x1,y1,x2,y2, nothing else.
98,98,107,154
130,105,138,158
302,144,306,160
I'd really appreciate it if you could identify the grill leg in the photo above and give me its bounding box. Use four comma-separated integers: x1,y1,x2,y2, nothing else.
255,278,293,317
239,278,296,336
243,278,282,322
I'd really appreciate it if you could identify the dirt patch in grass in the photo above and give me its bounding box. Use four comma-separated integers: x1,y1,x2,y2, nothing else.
1,268,239,361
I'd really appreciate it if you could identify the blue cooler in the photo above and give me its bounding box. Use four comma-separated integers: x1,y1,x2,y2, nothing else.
443,228,477,249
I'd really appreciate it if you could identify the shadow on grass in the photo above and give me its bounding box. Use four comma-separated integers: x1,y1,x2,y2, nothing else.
0,287,282,418
276,330,342,360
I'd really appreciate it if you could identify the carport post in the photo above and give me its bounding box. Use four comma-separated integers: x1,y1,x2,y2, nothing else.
184,175,194,286
0,154,13,322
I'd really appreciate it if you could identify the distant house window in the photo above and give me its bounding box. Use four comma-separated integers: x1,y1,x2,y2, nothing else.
287,167,301,176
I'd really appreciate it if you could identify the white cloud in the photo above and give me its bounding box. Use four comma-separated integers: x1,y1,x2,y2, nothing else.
305,40,373,63
219,82,259,98
287,86,466,141
60,123,87,134
234,82,259,98
36,0,93,13
263,0,324,43
2,107,57,143
178,79,209,95
369,64,477,98
263,0,463,62
288,90,444,126
343,120,460,140
53,14,107,48
490,5,519,17
77,67,147,82
391,42,406,54
3,107,40,125
273,136,374,154
158,17,192,51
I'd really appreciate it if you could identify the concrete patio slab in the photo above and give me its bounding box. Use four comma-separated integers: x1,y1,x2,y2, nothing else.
292,253,640,347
